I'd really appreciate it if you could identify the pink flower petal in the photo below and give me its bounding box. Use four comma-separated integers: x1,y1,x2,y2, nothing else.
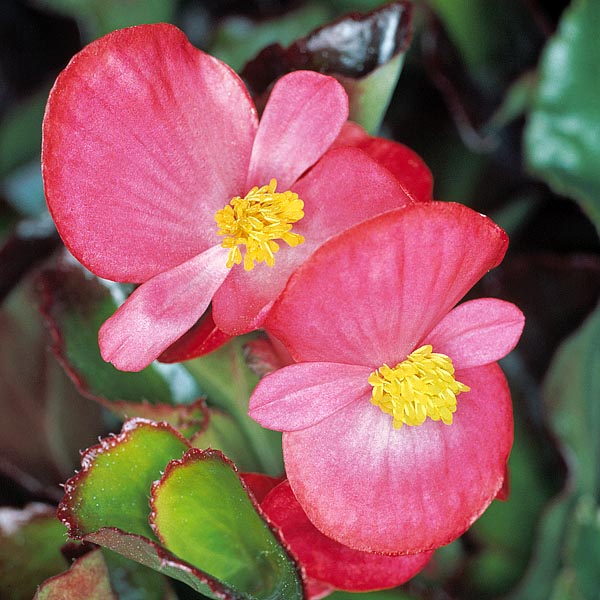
283,363,513,554
99,245,230,371
249,363,372,431
213,147,411,335
247,71,348,190
265,202,508,367
333,121,434,202
425,298,525,370
43,24,257,282
261,481,433,591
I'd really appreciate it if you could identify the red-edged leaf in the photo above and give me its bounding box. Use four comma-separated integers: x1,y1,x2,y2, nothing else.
34,548,117,600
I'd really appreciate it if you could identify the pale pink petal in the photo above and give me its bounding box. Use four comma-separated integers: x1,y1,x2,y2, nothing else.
265,202,508,366
262,481,433,591
249,363,371,431
425,298,525,370
283,363,513,554
99,245,230,371
247,71,348,190
43,24,257,282
213,147,411,335
333,121,434,202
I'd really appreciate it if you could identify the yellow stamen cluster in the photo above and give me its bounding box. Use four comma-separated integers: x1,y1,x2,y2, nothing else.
214,179,305,271
368,345,470,429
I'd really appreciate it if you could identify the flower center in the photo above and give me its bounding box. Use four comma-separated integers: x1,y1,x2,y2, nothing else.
368,345,470,429
214,179,305,271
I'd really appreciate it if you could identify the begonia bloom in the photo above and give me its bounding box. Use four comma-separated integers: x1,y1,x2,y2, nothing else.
42,23,426,371
249,202,524,554
261,480,433,593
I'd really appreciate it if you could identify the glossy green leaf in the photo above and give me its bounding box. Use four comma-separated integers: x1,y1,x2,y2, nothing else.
34,548,116,600
544,302,600,496
37,258,204,419
525,0,600,234
0,504,68,600
186,338,283,476
60,420,189,540
328,590,418,600
151,449,303,600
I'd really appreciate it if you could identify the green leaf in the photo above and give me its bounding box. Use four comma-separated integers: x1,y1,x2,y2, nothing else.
60,420,301,599
544,302,600,496
151,449,303,600
34,548,117,600
60,420,189,540
328,590,418,600
525,0,600,234
37,258,204,419
0,504,69,600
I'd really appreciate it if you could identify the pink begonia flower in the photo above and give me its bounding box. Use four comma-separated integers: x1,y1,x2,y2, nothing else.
42,23,429,371
249,202,525,554
261,480,433,594
240,474,432,597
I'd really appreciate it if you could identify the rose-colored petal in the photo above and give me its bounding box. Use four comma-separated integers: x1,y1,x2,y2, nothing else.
249,363,372,432
265,202,508,366
333,121,433,202
43,24,257,282
213,147,411,335
283,363,513,554
425,298,525,370
262,481,433,591
247,71,348,190
99,245,230,371
158,305,231,363
239,472,283,504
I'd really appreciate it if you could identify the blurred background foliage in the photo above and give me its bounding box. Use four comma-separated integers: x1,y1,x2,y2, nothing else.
0,0,599,599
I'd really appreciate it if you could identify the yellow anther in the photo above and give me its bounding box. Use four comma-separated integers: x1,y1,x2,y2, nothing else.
368,345,470,429
214,179,305,271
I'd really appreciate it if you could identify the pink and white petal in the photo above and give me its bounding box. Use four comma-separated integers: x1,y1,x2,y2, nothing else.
425,298,525,370
333,121,434,202
249,363,372,432
43,24,257,282
213,146,411,335
246,71,348,190
99,245,230,371
266,202,508,366
283,363,513,554
261,480,433,592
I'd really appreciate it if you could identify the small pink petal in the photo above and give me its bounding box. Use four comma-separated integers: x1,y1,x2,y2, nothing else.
265,202,508,367
425,298,525,370
249,363,372,431
333,121,434,202
261,481,433,591
43,24,257,282
283,363,513,554
99,245,230,371
213,147,411,335
247,71,348,190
